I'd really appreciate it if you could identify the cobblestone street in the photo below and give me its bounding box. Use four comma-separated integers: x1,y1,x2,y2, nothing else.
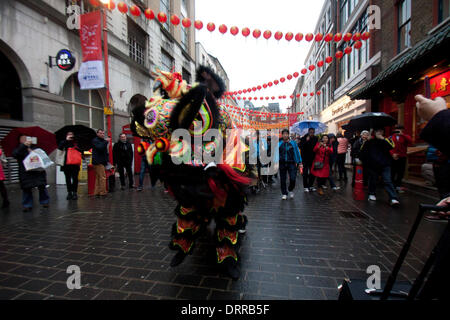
0,177,445,300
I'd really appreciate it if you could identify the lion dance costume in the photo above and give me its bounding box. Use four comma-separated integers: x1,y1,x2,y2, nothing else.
130,66,253,279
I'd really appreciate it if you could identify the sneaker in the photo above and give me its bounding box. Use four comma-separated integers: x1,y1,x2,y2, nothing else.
289,192,294,199
368,195,377,201
332,186,340,190
310,187,317,192
390,199,400,206
137,186,143,191
322,185,328,189
281,195,288,200
304,188,310,193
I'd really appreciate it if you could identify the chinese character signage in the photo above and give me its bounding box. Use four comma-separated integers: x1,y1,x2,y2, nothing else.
56,49,75,71
430,70,450,99
78,11,104,90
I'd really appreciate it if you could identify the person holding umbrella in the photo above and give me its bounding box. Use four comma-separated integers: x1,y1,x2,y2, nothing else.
359,129,400,206
12,135,50,212
299,128,319,192
58,131,82,200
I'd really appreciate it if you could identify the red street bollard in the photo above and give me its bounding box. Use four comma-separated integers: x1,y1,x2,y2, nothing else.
353,160,365,201
88,164,96,196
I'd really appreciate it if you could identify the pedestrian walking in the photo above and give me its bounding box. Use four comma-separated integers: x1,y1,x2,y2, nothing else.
113,133,134,190
299,128,318,192
278,129,302,200
336,133,350,182
359,129,399,206
310,135,333,195
12,135,50,211
58,131,82,200
0,147,10,208
351,130,370,187
328,134,340,190
390,125,413,193
91,129,110,197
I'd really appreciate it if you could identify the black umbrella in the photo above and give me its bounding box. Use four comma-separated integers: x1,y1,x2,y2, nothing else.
55,125,97,151
345,112,397,131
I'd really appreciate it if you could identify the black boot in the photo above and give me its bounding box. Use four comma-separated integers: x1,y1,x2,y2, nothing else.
66,192,73,200
72,193,78,200
170,251,187,267
223,259,240,280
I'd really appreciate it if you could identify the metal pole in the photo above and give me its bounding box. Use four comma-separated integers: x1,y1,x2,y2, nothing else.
102,7,113,164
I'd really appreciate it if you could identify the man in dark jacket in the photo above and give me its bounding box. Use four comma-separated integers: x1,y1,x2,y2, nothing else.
278,129,303,199
351,130,370,187
360,129,399,206
92,129,110,196
113,133,134,190
12,135,49,212
299,128,318,192
390,125,413,192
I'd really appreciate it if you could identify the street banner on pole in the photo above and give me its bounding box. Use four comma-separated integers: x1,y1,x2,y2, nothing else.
78,11,105,90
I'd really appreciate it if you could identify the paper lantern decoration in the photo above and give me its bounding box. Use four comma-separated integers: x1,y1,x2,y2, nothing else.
335,51,344,59
301,68,307,75
181,17,191,28
89,0,101,7
317,91,321,95
285,32,294,41
283,95,286,99
317,60,324,67
287,74,293,80
280,77,285,83
296,94,300,98
274,80,279,85
310,92,314,96
207,22,216,32
325,56,333,64
353,32,361,41
145,9,155,19
275,31,283,41
324,33,333,42
230,26,239,35
303,93,307,97
354,41,363,49
242,27,250,37
344,46,352,54
252,29,261,39
219,24,228,34
243,89,247,93
290,95,294,99
305,33,314,41
117,2,128,13
271,96,275,100
315,33,323,42
252,87,256,91
158,12,167,23
238,90,242,94
194,20,203,30
130,5,142,16
103,0,115,10
334,33,342,42
293,72,299,78
265,97,269,100
308,65,315,71
361,31,371,40
257,85,262,90
295,33,304,41
268,82,273,87
343,33,353,41
263,30,272,39
263,84,267,89
170,14,180,25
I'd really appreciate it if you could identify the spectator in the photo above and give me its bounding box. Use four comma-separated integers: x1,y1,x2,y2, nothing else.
0,146,9,208
12,135,49,212
421,145,438,186
137,139,151,191
278,129,302,200
92,129,110,197
351,130,370,187
310,135,333,195
327,134,340,190
390,125,413,192
359,129,399,206
299,128,319,192
58,131,82,200
336,133,350,182
113,133,135,190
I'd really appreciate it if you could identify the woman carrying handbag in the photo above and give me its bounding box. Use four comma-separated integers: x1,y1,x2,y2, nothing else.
58,132,82,200
310,135,334,195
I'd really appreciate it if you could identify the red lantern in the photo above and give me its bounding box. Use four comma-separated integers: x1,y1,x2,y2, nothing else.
257,85,262,90
242,27,250,37
280,77,285,83
252,29,261,39
263,30,272,40
296,94,300,98
317,91,321,95
295,33,304,41
117,2,128,14
353,32,361,41
243,97,247,100
194,20,203,30
334,33,342,42
317,60,324,67
315,33,323,42
230,26,239,36
308,65,315,71
275,31,283,41
274,80,279,85
170,14,180,25
207,22,216,32
285,32,294,41
310,92,314,96
265,97,269,100
103,0,115,10
324,33,333,42
325,56,333,64
145,9,155,19
301,68,307,75
182,17,191,28
278,96,282,99
89,0,101,7
130,5,141,17
335,51,344,59
293,72,299,78
252,87,256,92
361,31,371,40
283,95,286,99
305,33,314,41
287,74,293,80
290,95,294,99
344,46,352,54
158,12,167,23
249,97,252,100
268,82,273,87
238,90,242,94
354,41,363,49
303,93,307,97
260,97,263,100
344,33,353,41
219,24,228,34
263,84,267,89
243,89,247,93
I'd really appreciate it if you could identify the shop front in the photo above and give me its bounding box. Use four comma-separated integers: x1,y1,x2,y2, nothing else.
320,95,367,134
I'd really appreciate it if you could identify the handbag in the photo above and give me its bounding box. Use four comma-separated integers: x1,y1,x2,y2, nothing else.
55,149,66,166
66,147,82,166
313,147,327,170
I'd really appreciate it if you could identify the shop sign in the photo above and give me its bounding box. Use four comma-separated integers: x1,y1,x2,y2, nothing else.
430,70,450,99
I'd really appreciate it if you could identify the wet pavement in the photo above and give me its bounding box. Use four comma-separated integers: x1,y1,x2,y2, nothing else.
0,173,446,300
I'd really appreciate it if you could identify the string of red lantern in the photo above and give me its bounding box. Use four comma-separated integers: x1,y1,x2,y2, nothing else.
96,1,370,44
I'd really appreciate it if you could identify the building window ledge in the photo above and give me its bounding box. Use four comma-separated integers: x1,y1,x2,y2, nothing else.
428,16,450,35
390,47,412,63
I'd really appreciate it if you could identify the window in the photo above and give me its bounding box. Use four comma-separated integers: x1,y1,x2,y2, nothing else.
181,18,189,51
182,68,191,83
128,19,147,66
322,86,326,111
161,50,174,72
181,0,188,17
160,0,171,31
398,0,411,53
63,75,104,130
438,0,450,23
340,0,349,31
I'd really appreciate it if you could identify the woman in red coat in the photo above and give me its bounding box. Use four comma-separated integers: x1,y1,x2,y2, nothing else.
310,135,333,195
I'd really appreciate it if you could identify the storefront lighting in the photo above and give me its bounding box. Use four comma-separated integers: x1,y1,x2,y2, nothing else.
433,65,438,68
408,77,412,80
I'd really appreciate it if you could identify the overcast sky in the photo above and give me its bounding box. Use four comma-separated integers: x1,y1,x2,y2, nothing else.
195,0,326,112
